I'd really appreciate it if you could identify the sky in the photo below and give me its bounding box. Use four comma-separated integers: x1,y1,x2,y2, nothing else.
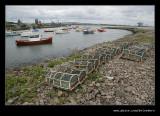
6,5,155,26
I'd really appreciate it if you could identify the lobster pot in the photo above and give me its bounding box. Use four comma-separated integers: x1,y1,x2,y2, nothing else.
81,55,99,69
70,60,94,74
46,71,80,91
57,66,87,83
93,52,105,65
83,59,99,70
71,69,86,83
121,46,147,62
94,51,111,64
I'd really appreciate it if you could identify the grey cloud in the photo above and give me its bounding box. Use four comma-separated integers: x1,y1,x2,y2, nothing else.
6,5,154,26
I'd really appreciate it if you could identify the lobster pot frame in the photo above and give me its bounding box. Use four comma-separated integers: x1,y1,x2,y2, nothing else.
46,70,80,91
94,51,111,64
81,55,99,69
101,44,122,55
56,66,87,84
80,59,99,70
121,46,147,62
95,48,115,59
92,52,105,65
69,60,94,74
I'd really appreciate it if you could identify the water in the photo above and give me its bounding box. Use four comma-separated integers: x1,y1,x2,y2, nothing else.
5,26,132,69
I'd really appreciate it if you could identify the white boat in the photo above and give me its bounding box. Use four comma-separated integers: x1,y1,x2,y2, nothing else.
5,31,21,36
20,31,39,37
55,29,69,34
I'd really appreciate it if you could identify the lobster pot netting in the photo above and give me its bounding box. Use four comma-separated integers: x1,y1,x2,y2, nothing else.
56,66,87,83
69,60,94,74
95,47,115,60
46,70,80,90
93,51,111,64
121,45,148,62
80,55,99,69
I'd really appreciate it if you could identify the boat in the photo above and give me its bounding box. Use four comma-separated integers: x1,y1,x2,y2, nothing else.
55,29,69,34
32,29,39,32
75,28,82,32
15,35,52,46
83,29,95,34
61,28,69,31
5,31,21,36
20,31,39,37
97,28,106,32
44,29,54,32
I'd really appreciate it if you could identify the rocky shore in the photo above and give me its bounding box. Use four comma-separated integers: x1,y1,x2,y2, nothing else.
5,27,155,105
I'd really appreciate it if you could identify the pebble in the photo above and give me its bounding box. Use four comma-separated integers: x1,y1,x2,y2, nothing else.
105,76,114,80
57,90,63,97
95,83,100,87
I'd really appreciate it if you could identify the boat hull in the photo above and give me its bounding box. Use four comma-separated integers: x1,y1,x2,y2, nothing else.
16,37,52,46
97,29,106,32
83,30,94,34
44,30,54,32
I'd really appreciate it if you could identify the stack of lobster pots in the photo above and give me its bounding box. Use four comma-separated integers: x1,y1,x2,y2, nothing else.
45,41,150,91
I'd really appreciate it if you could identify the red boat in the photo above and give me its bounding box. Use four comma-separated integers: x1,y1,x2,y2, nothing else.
97,29,106,32
44,30,54,32
16,37,52,46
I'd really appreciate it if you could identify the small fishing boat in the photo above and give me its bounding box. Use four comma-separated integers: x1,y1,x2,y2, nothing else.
55,29,69,34
97,28,106,32
61,28,69,31
20,30,39,37
44,29,54,32
5,31,21,36
83,29,95,34
75,28,82,32
32,29,39,32
16,35,52,46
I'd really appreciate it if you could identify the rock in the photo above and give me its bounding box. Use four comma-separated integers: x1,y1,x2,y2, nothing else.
105,76,114,80
39,99,44,105
69,97,77,105
7,96,18,104
105,95,112,99
95,83,100,87
98,77,103,82
89,83,93,87
23,102,34,105
80,98,86,104
52,97,60,104
57,90,63,97
124,86,136,93
89,101,97,105
100,91,106,96
115,101,122,105
89,81,96,87
135,98,143,104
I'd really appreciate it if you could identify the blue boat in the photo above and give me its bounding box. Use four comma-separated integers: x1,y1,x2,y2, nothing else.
32,29,39,32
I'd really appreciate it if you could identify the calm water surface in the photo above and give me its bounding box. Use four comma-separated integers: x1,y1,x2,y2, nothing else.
5,26,132,69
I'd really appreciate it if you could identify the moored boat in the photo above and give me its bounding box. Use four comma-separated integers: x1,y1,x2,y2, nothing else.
5,31,21,36
20,31,39,37
44,29,54,32
83,29,95,34
97,28,106,32
55,29,69,34
16,35,52,46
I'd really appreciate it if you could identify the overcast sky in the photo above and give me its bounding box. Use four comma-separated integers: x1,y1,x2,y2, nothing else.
6,5,155,26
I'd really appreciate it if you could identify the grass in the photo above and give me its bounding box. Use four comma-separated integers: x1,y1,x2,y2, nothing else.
5,65,45,103
133,33,154,44
48,53,81,68
87,72,102,81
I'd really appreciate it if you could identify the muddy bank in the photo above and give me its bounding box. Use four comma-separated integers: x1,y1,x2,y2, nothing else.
5,27,155,105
